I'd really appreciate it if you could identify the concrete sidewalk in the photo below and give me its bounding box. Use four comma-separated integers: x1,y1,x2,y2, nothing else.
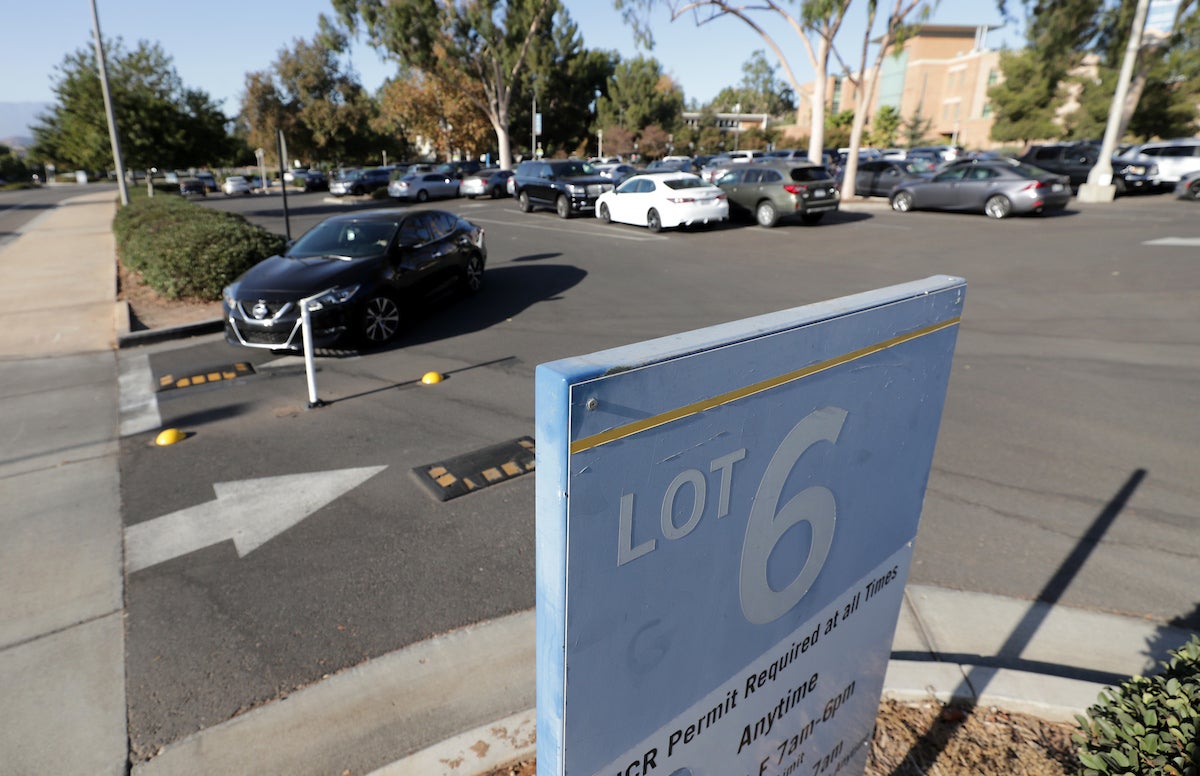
0,190,127,776
0,191,1196,776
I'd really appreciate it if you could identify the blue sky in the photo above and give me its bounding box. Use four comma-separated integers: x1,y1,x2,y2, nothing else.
0,0,1018,135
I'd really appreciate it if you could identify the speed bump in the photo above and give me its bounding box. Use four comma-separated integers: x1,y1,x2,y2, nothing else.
158,362,255,392
412,437,535,502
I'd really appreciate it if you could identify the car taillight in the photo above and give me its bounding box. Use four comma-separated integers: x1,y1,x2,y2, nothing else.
1022,180,1047,191
783,184,809,197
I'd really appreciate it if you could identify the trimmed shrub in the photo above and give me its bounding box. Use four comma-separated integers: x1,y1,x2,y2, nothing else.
1074,635,1200,775
113,195,285,300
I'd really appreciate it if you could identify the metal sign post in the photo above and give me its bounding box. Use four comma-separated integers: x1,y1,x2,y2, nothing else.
299,289,332,409
536,277,965,776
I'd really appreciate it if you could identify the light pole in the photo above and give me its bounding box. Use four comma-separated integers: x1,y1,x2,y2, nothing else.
1080,0,1152,203
255,148,266,195
90,0,128,205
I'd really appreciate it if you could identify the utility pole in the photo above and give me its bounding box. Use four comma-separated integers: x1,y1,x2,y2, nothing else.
1079,0,1152,203
90,0,129,205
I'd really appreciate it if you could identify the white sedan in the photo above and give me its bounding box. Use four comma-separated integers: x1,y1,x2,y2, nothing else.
595,172,729,232
222,175,251,196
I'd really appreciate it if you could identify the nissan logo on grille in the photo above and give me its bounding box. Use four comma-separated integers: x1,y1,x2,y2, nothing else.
252,301,269,320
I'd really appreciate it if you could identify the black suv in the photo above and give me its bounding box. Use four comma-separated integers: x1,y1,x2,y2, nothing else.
1018,143,1155,194
513,159,613,218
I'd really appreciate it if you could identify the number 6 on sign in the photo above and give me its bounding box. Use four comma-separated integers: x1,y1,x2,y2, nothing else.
739,406,848,624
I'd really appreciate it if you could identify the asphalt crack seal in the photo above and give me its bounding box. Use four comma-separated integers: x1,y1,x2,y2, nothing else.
157,362,256,392
412,437,535,502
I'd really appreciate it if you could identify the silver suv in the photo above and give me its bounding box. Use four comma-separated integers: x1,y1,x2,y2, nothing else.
1123,138,1200,185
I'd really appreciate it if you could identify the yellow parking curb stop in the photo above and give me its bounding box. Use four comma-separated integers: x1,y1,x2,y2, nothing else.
421,371,444,385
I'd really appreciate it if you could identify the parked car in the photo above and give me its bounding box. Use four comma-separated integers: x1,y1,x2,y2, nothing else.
645,159,694,174
179,178,207,197
222,209,487,351
1017,143,1157,193
716,161,840,227
1120,138,1200,187
847,159,936,197
330,167,395,196
459,168,513,198
434,160,483,180
889,161,1070,218
595,171,728,232
222,175,251,196
594,163,637,184
1176,169,1200,200
194,172,218,192
699,151,761,182
300,170,328,191
908,145,964,163
388,172,460,201
512,159,613,218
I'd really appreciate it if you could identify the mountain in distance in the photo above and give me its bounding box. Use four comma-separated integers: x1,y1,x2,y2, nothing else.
0,102,50,147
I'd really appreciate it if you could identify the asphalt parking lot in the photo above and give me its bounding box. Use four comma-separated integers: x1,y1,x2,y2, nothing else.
119,188,1200,756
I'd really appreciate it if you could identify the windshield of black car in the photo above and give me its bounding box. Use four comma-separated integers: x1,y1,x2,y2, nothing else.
556,161,598,176
662,177,708,190
286,220,400,259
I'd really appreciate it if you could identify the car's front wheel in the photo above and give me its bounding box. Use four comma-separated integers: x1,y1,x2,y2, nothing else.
755,200,779,228
891,191,914,212
357,294,403,347
598,202,612,223
984,194,1012,219
518,191,531,212
1187,179,1200,200
556,195,571,219
647,208,663,233
416,189,429,203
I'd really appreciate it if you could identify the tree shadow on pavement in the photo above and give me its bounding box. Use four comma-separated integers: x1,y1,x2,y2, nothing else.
888,468,1149,776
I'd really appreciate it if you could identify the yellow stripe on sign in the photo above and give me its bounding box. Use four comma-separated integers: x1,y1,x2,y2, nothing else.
569,317,960,455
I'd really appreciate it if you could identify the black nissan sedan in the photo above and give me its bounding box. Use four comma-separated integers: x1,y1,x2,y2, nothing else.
222,209,486,351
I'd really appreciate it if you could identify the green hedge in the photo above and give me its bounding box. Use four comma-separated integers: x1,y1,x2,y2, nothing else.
113,194,285,301
1074,635,1200,775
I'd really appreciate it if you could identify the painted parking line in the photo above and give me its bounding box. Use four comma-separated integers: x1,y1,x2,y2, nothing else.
118,352,162,437
1143,237,1200,247
411,436,535,502
468,216,667,242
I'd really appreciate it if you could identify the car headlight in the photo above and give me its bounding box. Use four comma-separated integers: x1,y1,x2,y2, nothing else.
306,285,361,311
222,285,237,306
566,183,585,195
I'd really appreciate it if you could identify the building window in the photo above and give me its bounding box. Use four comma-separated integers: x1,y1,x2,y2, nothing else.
987,69,999,85
982,103,992,118
831,77,842,110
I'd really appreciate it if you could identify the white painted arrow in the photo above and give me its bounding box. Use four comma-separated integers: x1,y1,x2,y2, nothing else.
125,466,387,573
1144,237,1200,247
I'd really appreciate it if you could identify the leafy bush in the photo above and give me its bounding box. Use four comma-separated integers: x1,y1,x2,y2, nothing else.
1074,635,1200,775
113,194,285,300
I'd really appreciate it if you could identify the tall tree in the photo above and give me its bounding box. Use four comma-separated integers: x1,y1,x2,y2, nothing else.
376,69,493,160
614,0,852,164
334,0,554,170
710,50,797,117
595,55,685,133
987,48,1063,143
833,0,933,199
1071,0,1198,142
516,10,618,159
239,24,383,167
32,39,233,171
988,0,1102,144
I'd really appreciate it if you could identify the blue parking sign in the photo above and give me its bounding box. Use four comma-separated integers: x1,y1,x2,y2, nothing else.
536,277,965,775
